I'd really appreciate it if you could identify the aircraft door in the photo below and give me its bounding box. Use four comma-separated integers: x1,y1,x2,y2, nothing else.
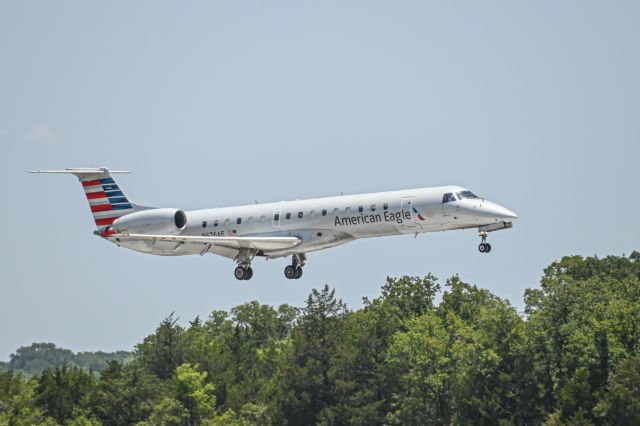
401,197,418,231
272,210,281,227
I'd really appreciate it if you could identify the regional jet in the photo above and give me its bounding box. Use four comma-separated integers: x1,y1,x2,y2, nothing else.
29,168,518,280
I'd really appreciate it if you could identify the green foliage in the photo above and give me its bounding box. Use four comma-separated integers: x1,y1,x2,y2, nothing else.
595,355,640,425
275,284,347,424
0,371,54,426
1,343,132,377
1,252,638,425
136,312,186,380
174,363,216,424
525,253,640,423
136,397,189,426
36,363,95,424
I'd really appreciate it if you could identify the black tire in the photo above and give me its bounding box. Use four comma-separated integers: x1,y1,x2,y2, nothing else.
234,266,245,280
284,265,296,279
486,244,492,253
244,267,253,280
294,266,303,279
478,243,486,253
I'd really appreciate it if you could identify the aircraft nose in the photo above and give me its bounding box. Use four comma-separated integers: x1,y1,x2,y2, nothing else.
485,202,518,222
490,203,518,220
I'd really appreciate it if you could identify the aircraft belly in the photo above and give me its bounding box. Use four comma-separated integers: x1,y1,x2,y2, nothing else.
115,239,201,256
264,229,354,258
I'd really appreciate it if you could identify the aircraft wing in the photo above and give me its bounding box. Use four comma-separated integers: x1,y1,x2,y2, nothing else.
108,233,302,251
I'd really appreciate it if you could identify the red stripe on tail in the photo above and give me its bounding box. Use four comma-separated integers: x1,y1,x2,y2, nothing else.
95,217,117,226
86,191,107,199
91,204,113,212
82,179,101,187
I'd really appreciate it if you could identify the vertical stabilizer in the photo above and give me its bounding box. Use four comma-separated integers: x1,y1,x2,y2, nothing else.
27,167,152,229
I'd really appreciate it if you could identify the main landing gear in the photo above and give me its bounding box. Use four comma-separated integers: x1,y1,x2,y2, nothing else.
284,253,306,279
234,265,253,280
234,248,255,280
478,231,492,253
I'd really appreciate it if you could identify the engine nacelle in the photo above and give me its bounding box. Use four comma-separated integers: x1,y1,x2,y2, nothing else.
112,208,187,235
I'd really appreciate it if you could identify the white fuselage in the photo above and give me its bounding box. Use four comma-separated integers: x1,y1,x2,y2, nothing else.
116,185,517,260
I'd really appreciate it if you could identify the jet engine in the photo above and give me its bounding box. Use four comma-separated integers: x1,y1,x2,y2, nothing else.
112,208,187,235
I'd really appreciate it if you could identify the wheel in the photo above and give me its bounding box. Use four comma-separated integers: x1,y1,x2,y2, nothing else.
294,266,303,279
478,243,486,253
244,267,253,280
234,266,246,280
284,265,296,279
485,243,492,253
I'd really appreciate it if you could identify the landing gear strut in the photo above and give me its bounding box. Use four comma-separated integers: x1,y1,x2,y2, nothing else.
478,231,492,253
285,253,306,279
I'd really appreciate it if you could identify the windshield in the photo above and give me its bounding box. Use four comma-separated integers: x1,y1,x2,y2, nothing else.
457,190,479,200
442,193,457,203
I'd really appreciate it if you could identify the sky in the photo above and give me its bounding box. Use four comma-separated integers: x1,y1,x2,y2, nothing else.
1,1,638,360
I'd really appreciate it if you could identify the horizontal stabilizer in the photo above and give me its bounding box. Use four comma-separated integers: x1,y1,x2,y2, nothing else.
26,168,131,175
109,233,302,251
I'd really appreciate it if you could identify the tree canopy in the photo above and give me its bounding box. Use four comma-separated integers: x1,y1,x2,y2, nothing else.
1,251,639,425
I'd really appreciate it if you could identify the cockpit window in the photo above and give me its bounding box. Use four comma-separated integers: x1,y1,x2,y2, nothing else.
456,190,479,200
442,193,457,203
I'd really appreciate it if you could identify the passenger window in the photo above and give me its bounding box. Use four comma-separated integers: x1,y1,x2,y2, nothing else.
298,212,303,219
358,206,363,213
371,204,376,211
310,210,315,216
224,219,230,225
202,221,207,228
274,213,280,221
383,203,388,211
237,217,242,225
214,220,219,227
322,209,327,216
286,213,291,220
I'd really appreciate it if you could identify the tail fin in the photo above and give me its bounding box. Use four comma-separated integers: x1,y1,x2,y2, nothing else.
27,167,151,229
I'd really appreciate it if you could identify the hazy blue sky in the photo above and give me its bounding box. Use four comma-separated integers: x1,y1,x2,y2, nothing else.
1,1,638,359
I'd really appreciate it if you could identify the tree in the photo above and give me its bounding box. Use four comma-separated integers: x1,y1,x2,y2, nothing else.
524,253,640,422
386,312,470,425
595,356,640,425
136,397,189,426
0,371,54,426
276,285,347,424
86,361,167,426
35,364,95,424
175,363,216,425
379,275,440,321
136,313,186,380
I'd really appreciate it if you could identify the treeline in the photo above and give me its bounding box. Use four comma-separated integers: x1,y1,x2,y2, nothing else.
1,252,639,425
0,343,132,377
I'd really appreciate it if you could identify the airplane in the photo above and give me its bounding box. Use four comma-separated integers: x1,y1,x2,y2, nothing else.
28,167,518,280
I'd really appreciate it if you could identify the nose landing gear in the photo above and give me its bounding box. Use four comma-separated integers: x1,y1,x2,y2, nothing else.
284,253,306,279
478,231,492,253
